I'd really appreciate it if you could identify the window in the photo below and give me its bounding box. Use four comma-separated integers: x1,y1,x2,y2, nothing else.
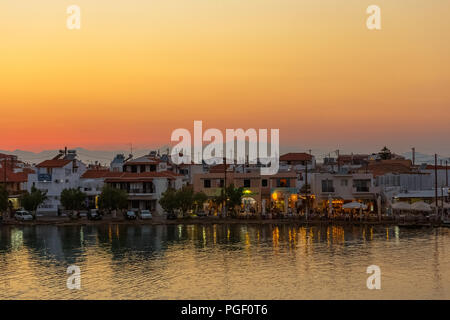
262,179,268,187
341,179,348,186
322,179,334,193
353,179,370,192
277,178,288,187
140,165,146,172
244,179,251,188
219,179,224,188
204,179,211,188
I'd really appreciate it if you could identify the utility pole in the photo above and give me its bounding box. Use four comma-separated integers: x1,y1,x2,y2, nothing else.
446,160,448,187
412,147,415,166
435,154,438,215
305,158,309,221
223,156,227,218
336,149,340,172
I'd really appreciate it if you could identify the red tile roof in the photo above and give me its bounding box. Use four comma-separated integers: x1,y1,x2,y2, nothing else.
425,165,448,170
0,168,34,182
81,170,183,183
362,162,414,177
337,154,369,163
209,164,231,173
280,153,313,162
81,169,119,179
36,159,72,168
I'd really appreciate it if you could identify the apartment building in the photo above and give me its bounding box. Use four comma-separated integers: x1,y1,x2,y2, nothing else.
310,172,380,211
193,166,299,213
27,153,87,215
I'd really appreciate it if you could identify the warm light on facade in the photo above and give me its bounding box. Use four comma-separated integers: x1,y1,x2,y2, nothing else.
272,192,278,201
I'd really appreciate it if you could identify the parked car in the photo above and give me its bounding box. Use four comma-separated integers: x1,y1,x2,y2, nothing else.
88,209,102,221
15,210,34,221
140,210,152,220
125,210,137,220
79,210,88,217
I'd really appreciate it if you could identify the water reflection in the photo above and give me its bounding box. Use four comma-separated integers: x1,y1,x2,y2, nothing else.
0,224,449,299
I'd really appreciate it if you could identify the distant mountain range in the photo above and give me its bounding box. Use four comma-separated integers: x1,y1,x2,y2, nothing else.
401,151,450,165
0,148,163,166
1,148,448,166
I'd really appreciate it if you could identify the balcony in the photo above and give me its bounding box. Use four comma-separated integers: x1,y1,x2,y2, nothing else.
352,186,372,193
321,188,335,194
128,188,155,195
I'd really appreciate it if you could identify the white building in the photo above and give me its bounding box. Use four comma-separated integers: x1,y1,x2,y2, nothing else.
28,157,87,215
80,153,184,214
420,165,449,188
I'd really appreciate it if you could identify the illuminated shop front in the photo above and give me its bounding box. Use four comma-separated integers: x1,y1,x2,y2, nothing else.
240,189,260,212
270,188,299,212
318,197,375,213
8,196,21,210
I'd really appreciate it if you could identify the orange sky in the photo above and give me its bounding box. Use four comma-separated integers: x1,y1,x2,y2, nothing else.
1,0,449,154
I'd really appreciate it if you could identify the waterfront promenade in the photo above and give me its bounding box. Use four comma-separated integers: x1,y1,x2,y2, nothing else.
1,213,446,228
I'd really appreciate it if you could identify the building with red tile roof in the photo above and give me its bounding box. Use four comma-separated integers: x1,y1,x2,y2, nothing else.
280,152,313,163
36,159,72,168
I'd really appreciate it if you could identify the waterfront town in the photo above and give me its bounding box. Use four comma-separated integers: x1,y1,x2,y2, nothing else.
0,146,449,225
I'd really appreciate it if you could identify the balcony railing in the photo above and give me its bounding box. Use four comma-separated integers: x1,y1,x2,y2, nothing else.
353,186,371,193
128,188,155,194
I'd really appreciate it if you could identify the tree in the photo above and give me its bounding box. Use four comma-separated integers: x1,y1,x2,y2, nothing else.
0,185,8,214
159,187,208,216
224,184,244,216
193,191,208,213
159,187,179,214
379,146,392,160
19,186,48,214
177,186,195,214
60,188,86,211
97,185,128,213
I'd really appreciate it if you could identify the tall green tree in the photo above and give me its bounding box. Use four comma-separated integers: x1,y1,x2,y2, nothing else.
0,185,8,214
19,186,48,213
159,187,208,216
225,184,244,215
97,185,128,212
159,187,178,214
176,186,195,214
60,188,86,211
193,191,208,213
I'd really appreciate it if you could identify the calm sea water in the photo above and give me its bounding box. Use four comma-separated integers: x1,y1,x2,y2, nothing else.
0,223,449,299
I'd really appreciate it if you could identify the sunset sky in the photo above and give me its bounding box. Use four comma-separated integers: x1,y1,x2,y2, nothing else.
1,0,449,155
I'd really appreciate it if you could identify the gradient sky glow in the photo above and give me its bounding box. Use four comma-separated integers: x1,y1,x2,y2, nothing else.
1,0,449,154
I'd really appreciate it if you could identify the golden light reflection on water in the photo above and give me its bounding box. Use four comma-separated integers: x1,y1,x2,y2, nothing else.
0,224,449,299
